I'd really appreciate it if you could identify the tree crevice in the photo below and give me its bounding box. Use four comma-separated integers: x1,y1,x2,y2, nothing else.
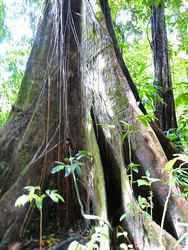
91,108,124,248
91,109,123,221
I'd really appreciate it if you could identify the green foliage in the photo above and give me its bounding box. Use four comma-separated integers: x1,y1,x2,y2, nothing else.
166,114,188,153
166,0,188,53
15,186,41,208
136,113,155,127
138,195,150,210
109,0,188,155
1,49,27,94
0,0,6,40
109,0,151,37
45,189,64,203
15,185,64,250
176,93,188,107
177,114,188,153
15,186,64,210
164,154,188,198
0,0,42,126
52,151,92,177
121,40,157,112
120,121,135,142
0,111,9,127
128,163,140,174
0,46,30,126
136,173,159,187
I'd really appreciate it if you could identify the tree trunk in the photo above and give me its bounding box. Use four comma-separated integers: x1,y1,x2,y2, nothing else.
151,2,177,131
0,0,187,249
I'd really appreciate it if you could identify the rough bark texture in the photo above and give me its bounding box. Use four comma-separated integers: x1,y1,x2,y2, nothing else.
0,0,187,249
151,3,177,131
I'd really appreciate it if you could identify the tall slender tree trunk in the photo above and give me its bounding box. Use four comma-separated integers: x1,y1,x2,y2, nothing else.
151,2,177,131
0,0,187,249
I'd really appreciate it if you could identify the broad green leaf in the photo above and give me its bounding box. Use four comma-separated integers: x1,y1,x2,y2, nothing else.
28,191,39,203
23,186,40,203
120,212,128,222
75,166,81,176
15,194,29,207
46,190,64,203
35,198,43,210
64,166,72,177
137,179,150,187
24,186,40,192
54,193,64,203
70,163,82,176
75,150,92,160
138,196,150,209
35,195,46,210
128,163,140,173
164,158,178,173
144,212,152,219
46,189,58,203
51,164,65,174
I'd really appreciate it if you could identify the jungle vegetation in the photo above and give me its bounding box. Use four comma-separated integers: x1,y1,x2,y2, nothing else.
0,0,188,249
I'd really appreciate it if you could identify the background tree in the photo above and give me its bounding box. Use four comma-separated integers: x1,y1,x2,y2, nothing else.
109,0,188,150
151,1,177,131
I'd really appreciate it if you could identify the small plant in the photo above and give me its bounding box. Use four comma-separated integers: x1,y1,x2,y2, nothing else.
127,162,140,189
137,195,150,211
52,151,113,250
120,121,137,189
136,113,155,127
127,163,140,174
120,121,135,143
52,150,92,177
164,153,188,196
136,171,159,218
15,186,64,250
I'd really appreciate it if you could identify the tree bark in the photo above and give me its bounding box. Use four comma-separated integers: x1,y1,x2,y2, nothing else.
151,2,177,131
0,0,186,249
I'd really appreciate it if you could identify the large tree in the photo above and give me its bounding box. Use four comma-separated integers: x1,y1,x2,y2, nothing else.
151,2,177,131
0,0,188,249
